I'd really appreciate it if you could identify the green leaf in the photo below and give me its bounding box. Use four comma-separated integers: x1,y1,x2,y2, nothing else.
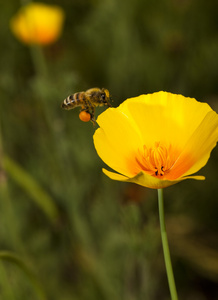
3,156,59,224
0,251,47,300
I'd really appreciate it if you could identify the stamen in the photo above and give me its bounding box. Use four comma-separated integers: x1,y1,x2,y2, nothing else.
136,142,176,178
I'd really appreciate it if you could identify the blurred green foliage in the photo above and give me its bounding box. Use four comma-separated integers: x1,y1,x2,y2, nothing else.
0,0,218,299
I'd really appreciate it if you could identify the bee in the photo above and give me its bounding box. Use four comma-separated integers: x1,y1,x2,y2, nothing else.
61,87,112,125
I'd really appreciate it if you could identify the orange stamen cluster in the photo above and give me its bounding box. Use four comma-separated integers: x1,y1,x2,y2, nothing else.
136,142,176,178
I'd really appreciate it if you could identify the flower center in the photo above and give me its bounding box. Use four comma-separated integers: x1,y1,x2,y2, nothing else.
136,142,176,178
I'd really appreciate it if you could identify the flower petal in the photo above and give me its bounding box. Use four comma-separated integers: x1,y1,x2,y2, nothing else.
94,108,143,177
103,168,205,189
118,92,212,150
171,110,218,179
10,3,64,45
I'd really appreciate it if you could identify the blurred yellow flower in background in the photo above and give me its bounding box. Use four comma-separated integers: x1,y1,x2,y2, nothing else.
10,2,65,45
94,91,218,189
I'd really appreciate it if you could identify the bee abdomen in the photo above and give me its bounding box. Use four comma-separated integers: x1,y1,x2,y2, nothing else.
61,93,84,110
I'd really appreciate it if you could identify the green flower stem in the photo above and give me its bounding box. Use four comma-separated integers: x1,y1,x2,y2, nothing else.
158,189,178,300
30,44,48,78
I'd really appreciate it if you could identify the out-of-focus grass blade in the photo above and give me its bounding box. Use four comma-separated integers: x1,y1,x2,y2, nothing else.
3,155,59,224
0,251,47,300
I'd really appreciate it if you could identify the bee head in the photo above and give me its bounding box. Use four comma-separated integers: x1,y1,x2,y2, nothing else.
103,89,110,99
101,88,111,105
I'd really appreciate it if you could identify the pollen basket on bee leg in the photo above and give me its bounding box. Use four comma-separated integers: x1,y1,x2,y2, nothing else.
79,111,91,122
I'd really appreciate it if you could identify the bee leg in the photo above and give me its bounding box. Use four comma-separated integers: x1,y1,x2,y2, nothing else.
89,107,96,126
107,97,113,107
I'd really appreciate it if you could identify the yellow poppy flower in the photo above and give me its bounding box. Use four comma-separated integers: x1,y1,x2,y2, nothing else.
94,91,218,189
10,2,65,45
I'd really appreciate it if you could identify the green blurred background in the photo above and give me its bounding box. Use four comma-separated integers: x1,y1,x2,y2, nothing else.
0,0,218,299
